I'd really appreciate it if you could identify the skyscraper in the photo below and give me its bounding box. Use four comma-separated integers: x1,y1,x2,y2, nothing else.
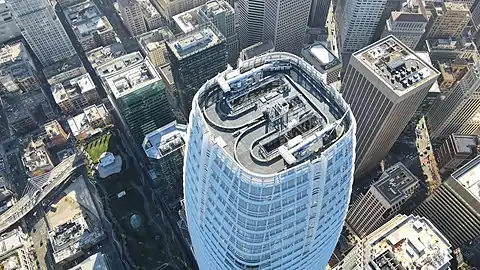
263,0,311,55
341,36,439,177
238,0,265,48
152,0,206,19
118,0,148,37
308,0,331,29
339,0,388,60
346,162,419,238
166,25,227,116
426,2,470,39
414,155,480,248
184,53,356,269
7,0,76,67
436,134,479,174
427,61,480,138
0,0,20,43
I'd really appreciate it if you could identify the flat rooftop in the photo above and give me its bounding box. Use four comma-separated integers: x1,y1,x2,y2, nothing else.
143,121,186,159
67,104,109,138
354,36,439,96
0,228,25,258
198,55,352,175
96,51,143,78
373,162,419,205
43,55,84,79
105,57,159,99
241,40,275,60
415,51,441,94
172,7,200,33
69,252,109,270
167,26,225,60
0,42,27,66
136,27,173,52
453,134,478,154
199,0,234,20
365,215,452,270
302,42,341,71
426,37,477,53
44,120,66,139
64,1,111,38
452,155,480,202
52,73,96,103
86,43,126,69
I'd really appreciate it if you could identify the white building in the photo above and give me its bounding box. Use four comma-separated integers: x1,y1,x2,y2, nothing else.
118,0,148,37
381,0,429,50
301,42,342,84
0,0,20,43
0,228,35,270
334,215,452,270
184,53,356,269
340,0,388,58
7,0,76,67
152,0,205,19
139,0,163,30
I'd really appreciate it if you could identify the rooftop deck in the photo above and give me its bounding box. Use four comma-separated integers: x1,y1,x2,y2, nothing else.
198,55,352,175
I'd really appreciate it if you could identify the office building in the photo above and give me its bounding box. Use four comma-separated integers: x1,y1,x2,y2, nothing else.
427,2,470,39
238,0,265,48
139,0,163,30
263,0,310,55
43,55,86,85
301,42,342,84
136,27,174,67
44,120,69,148
341,36,439,176
63,1,116,52
426,37,479,62
415,155,480,248
0,228,36,270
437,58,472,94
67,104,110,141
437,134,479,174
471,0,480,31
157,64,186,123
335,215,452,270
96,51,143,80
427,60,480,138
56,0,83,8
340,0,388,58
381,0,429,50
346,162,419,238
69,253,109,270
373,0,402,40
152,0,205,19
184,53,356,269
105,54,174,144
86,42,126,70
143,121,185,189
413,51,441,118
118,0,148,37
22,139,53,177
238,40,275,62
52,73,101,115
7,0,76,67
308,0,331,29
198,1,238,64
0,0,20,43
0,41,40,95
167,26,227,115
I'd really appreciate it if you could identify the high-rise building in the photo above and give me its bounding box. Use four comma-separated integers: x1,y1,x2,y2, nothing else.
381,0,429,50
56,0,84,8
334,215,452,270
238,40,275,62
7,0,76,67
139,0,163,30
0,41,40,94
63,1,116,52
414,155,480,248
436,134,479,174
426,37,479,62
372,0,402,41
51,73,101,115
118,0,148,37
152,0,206,19
341,36,439,177
427,60,480,138
263,0,311,55
346,162,419,238
167,25,227,116
339,0,388,60
104,53,174,144
308,0,331,29
471,0,480,31
0,0,21,43
301,42,342,85
137,27,174,67
238,0,265,49
184,53,356,269
142,121,186,188
426,2,470,39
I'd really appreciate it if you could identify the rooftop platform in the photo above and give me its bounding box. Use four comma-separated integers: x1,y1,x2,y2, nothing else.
167,26,225,60
354,36,438,96
197,54,352,175
96,52,143,79
52,73,96,104
136,27,173,52
142,121,186,159
64,1,111,38
373,162,419,205
172,7,200,33
43,55,84,80
69,252,109,270
302,42,341,72
452,155,480,202
86,43,126,69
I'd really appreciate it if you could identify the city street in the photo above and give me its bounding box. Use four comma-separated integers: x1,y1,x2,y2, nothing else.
415,117,441,194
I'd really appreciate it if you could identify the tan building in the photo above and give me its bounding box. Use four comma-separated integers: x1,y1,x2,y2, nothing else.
341,35,439,177
136,27,173,67
52,73,101,115
0,41,40,94
118,0,147,37
427,2,470,39
436,134,479,173
152,0,205,19
437,58,469,92
44,120,69,148
67,104,111,141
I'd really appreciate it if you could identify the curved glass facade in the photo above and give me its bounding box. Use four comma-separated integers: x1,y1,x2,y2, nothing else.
184,53,356,269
